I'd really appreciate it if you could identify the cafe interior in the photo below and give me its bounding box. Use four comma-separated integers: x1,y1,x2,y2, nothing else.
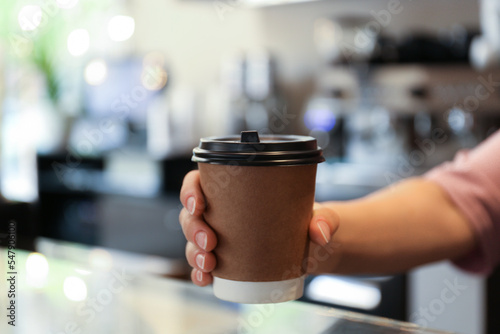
1,0,499,333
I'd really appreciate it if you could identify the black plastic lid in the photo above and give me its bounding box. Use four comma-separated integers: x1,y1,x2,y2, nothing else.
192,131,325,166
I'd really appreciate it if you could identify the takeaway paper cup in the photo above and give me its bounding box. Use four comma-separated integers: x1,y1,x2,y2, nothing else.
192,131,324,304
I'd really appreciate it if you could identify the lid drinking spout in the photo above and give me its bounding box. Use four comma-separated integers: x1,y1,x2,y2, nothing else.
240,131,260,143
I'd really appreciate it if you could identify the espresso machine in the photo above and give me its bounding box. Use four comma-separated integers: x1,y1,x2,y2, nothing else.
307,18,500,186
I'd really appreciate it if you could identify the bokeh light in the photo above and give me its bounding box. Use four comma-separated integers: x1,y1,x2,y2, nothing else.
107,15,135,42
141,52,168,90
304,107,337,132
63,276,88,302
84,59,108,86
141,66,168,91
26,252,49,287
26,252,49,278
67,29,90,56
18,5,42,31
307,275,381,310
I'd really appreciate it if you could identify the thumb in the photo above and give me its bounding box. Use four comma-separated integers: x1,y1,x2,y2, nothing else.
309,203,340,246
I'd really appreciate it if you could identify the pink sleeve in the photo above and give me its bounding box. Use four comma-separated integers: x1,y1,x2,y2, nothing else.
424,130,500,275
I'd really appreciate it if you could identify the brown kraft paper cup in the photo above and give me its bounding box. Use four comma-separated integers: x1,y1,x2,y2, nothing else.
199,163,317,282
192,131,324,303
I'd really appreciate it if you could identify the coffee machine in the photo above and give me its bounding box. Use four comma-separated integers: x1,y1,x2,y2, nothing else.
307,19,500,174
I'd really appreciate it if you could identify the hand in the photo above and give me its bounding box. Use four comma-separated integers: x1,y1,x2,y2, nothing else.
179,170,340,286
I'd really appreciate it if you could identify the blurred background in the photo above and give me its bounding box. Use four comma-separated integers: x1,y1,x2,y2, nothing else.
1,0,500,333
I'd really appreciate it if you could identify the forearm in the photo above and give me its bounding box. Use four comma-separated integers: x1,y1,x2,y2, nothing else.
311,178,476,275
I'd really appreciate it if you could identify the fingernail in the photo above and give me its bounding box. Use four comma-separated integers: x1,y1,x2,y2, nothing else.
196,270,203,282
317,220,331,245
187,197,196,215
195,231,208,250
196,253,205,270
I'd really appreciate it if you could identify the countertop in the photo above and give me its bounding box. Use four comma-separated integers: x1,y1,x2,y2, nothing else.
0,241,452,334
